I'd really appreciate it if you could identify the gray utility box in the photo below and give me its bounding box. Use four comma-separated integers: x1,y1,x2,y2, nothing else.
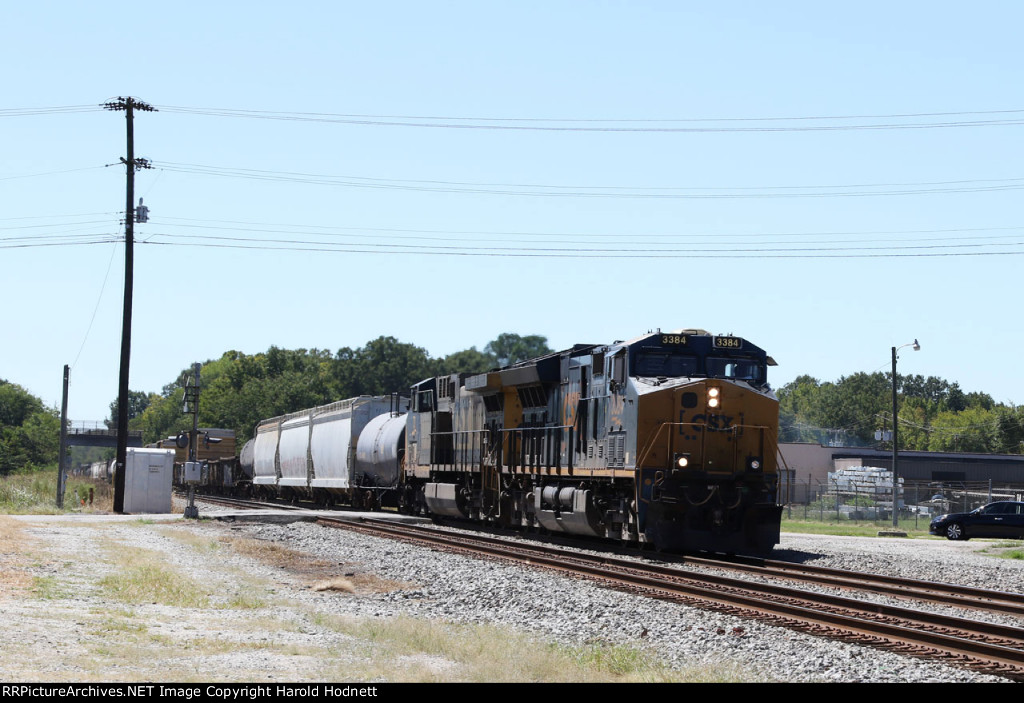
122,447,175,514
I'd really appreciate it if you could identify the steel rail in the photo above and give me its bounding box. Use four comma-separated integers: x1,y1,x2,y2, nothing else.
690,552,1024,617
186,492,1024,615
318,516,1024,679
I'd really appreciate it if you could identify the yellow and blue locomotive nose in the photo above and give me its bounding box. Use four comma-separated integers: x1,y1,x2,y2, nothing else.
636,379,775,478
634,373,781,554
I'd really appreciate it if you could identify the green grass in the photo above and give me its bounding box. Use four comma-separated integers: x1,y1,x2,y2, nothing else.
0,471,63,514
0,467,112,514
98,548,210,608
978,541,1024,559
32,574,74,600
780,518,931,538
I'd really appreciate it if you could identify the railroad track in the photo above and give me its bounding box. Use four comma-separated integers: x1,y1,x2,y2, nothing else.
186,493,1024,680
320,516,1024,680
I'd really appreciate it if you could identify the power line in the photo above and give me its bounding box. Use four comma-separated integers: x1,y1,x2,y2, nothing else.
138,237,1024,259
7,228,1024,258
71,233,121,370
144,228,1024,254
0,166,108,182
159,215,1024,241
8,210,1024,255
156,161,1024,199
0,105,102,117
6,103,1024,132
0,212,116,222
9,217,1024,257
0,237,120,250
0,220,117,234
157,105,1024,133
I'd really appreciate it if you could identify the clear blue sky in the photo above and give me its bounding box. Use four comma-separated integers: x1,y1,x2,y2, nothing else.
3,1,1023,423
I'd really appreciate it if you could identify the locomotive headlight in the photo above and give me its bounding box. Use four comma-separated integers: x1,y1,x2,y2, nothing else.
673,453,691,469
707,387,721,408
747,457,763,472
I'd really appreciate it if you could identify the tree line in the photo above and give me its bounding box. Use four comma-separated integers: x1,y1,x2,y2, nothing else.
0,379,60,474
119,333,552,446
778,372,1024,454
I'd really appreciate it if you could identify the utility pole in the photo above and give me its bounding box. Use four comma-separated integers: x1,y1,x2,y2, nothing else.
56,365,69,509
104,97,155,514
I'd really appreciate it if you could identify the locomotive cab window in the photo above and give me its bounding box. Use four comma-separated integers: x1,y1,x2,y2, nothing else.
416,389,435,412
634,350,698,377
706,357,763,382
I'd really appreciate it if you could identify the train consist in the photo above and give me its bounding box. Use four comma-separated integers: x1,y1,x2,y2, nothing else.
152,428,246,493
228,328,783,554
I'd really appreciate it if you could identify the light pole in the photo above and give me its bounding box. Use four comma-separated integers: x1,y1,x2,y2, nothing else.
891,339,920,528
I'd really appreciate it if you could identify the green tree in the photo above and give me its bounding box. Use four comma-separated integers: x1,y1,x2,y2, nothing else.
924,406,997,453
0,380,60,473
438,346,497,375
105,390,154,430
992,406,1024,454
484,333,552,366
331,336,437,398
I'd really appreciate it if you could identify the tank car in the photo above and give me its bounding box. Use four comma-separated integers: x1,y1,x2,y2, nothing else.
394,329,782,554
248,395,408,508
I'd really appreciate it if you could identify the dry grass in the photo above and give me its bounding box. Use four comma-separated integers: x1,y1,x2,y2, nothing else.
309,614,731,683
0,516,34,597
0,516,761,682
68,479,113,513
312,577,357,593
97,542,210,608
161,525,415,594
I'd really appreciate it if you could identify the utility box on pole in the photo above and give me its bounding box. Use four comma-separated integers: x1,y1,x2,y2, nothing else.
121,447,175,514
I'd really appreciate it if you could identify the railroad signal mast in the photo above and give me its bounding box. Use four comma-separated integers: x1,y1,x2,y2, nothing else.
181,363,203,519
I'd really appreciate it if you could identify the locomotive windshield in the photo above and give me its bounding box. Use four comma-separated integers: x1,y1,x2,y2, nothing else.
634,350,699,377
632,349,765,382
706,357,764,382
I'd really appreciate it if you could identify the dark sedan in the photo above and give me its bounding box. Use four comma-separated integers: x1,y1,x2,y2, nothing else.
929,501,1024,541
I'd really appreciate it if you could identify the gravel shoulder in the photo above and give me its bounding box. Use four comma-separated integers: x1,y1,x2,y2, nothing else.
2,506,1022,683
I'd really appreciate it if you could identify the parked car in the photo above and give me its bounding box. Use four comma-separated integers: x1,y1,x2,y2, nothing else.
929,501,1024,541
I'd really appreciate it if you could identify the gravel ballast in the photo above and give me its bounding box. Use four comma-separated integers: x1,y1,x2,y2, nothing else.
4,509,1023,683
242,519,1023,683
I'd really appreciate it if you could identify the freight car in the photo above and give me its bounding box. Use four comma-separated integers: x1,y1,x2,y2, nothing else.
244,395,408,509
156,428,251,495
396,328,782,554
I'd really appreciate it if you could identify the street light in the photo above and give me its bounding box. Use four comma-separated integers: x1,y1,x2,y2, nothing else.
891,339,921,528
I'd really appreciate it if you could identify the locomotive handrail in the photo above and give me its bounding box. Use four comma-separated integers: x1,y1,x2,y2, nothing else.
427,428,489,472
636,421,772,470
764,430,793,505
429,425,576,474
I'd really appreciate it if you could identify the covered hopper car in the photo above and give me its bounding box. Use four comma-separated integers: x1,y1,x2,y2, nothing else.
244,395,408,509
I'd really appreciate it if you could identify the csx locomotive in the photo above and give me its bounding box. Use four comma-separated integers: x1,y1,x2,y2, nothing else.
242,328,783,554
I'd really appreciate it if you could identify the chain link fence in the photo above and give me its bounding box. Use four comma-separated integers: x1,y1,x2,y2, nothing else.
780,475,1024,530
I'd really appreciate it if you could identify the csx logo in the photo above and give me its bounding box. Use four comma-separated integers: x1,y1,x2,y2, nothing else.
679,410,736,440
